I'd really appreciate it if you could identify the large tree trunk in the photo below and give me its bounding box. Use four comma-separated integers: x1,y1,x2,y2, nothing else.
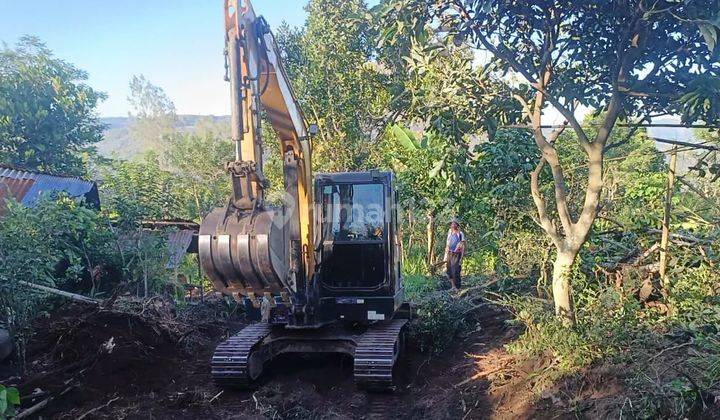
426,212,436,269
552,248,579,324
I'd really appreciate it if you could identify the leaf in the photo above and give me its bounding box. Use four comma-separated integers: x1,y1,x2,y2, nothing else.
698,22,717,52
429,159,444,178
481,0,494,13
391,124,418,151
0,388,7,414
6,387,19,406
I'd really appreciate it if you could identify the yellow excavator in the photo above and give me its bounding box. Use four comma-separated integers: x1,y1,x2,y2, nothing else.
199,0,410,391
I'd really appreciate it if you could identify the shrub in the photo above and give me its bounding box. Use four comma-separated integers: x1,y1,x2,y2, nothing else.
501,262,647,385
404,275,476,353
0,196,175,345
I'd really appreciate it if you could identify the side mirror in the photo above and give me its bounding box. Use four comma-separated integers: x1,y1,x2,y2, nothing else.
308,124,319,137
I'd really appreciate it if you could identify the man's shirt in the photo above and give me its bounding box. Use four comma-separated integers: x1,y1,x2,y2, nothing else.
446,229,465,254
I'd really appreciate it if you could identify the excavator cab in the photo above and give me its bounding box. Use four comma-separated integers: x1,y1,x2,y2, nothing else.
315,171,404,323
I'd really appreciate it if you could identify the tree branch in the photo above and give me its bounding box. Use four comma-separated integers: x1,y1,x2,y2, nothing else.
530,157,561,246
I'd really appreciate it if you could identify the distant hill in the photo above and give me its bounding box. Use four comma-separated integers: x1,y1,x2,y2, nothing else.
97,115,705,173
97,115,231,160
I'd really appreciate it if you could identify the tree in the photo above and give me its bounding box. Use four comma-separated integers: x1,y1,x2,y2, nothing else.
0,36,106,176
127,74,177,149
276,0,389,172
380,34,522,267
164,133,233,221
100,154,181,226
382,0,720,322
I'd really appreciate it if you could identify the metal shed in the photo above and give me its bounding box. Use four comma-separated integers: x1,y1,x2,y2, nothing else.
0,165,100,214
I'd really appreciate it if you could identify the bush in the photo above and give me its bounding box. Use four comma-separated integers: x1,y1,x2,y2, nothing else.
0,197,117,335
501,262,647,386
402,246,428,277
0,196,175,345
404,275,477,354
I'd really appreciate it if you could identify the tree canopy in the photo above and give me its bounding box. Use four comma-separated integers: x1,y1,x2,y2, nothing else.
127,74,178,149
0,36,106,176
380,0,720,322
276,0,388,172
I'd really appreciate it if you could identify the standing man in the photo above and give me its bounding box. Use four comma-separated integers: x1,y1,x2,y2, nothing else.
445,218,466,291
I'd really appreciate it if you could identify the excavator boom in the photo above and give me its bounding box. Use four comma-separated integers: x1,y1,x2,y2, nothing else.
200,0,314,305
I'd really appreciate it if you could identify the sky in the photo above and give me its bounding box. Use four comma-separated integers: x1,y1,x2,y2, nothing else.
0,0,315,117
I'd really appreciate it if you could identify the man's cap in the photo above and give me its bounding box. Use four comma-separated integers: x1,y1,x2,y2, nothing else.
450,217,461,226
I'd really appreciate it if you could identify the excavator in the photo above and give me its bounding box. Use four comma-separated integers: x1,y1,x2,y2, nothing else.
198,0,410,391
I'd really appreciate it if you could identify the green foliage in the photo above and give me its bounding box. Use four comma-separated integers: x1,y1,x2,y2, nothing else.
496,230,550,278
386,125,475,219
0,196,176,337
402,246,429,277
0,384,20,419
502,264,646,384
164,133,232,220
409,288,472,354
382,0,720,125
100,154,181,225
100,132,235,224
666,237,720,328
0,36,106,175
384,40,521,140
0,197,114,346
276,0,388,172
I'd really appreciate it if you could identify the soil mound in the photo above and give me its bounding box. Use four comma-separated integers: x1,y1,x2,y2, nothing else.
11,297,233,418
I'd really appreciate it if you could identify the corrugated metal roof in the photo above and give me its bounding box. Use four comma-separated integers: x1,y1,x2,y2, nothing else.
166,229,195,269
0,177,35,215
0,166,98,208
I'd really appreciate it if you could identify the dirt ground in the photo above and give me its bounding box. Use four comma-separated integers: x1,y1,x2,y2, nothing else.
0,296,624,419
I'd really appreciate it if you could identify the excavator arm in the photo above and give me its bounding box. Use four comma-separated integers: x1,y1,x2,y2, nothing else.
199,0,315,307
224,0,314,278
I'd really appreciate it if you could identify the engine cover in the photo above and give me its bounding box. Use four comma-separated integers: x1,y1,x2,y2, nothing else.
199,206,289,299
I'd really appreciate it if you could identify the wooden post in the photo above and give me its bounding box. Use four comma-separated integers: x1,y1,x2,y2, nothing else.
659,146,678,291
426,212,436,270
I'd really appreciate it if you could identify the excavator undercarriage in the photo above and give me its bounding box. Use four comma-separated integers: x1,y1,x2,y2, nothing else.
212,319,408,391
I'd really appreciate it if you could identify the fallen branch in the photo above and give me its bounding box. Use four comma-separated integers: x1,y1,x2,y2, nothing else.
646,229,712,244
454,364,509,388
648,340,694,361
456,278,499,298
16,398,52,419
19,281,99,305
77,396,120,420
209,390,224,404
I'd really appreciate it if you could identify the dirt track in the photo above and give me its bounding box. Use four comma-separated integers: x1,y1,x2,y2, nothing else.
1,298,558,419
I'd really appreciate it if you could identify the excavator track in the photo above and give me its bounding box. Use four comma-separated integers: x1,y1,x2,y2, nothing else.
211,322,273,388
353,319,408,392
